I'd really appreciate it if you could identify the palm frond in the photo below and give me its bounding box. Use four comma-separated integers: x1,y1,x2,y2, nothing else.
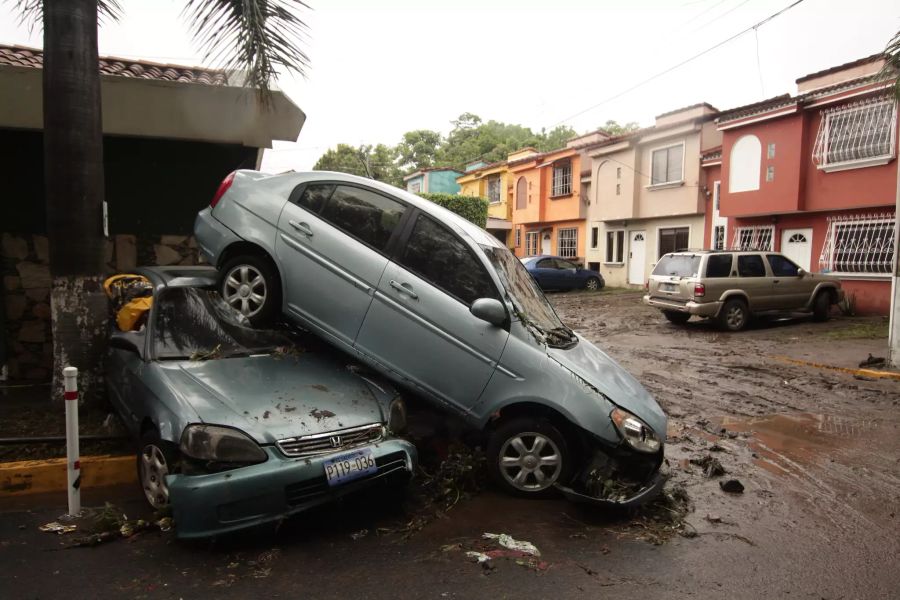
7,0,122,31
878,30,900,100
182,0,311,104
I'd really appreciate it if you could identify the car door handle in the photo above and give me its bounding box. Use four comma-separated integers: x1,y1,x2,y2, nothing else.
289,220,313,237
389,280,418,300
773,280,780,284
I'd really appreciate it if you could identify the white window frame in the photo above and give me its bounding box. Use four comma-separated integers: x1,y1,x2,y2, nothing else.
604,229,625,264
648,141,685,189
731,225,774,251
551,161,573,197
486,175,502,204
525,231,540,256
713,225,725,251
812,98,897,172
590,226,600,249
558,227,578,258
657,225,691,258
818,213,895,277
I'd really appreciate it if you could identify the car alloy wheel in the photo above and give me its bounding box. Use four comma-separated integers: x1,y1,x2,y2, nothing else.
585,277,600,291
498,432,563,492
723,302,747,331
140,443,171,509
222,264,267,317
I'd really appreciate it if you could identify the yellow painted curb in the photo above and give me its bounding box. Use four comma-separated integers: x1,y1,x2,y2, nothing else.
772,355,900,381
0,455,135,497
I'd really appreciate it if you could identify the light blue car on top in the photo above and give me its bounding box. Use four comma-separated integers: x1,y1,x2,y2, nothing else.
195,170,667,505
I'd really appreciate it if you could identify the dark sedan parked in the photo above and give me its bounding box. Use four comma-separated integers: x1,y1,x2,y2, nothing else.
521,256,604,292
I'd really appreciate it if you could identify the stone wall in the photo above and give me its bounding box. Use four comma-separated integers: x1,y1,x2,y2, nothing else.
0,232,203,381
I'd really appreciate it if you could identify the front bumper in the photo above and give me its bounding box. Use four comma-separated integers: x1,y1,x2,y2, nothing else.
643,294,721,318
556,468,667,508
167,439,417,539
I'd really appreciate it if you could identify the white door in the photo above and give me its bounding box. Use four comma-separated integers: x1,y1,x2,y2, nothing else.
628,230,646,285
541,232,552,255
781,228,813,271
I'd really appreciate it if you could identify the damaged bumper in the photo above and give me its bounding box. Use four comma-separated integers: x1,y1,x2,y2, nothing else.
555,469,667,508
166,439,417,539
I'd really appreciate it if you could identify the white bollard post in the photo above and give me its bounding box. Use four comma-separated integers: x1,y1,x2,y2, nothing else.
63,366,81,517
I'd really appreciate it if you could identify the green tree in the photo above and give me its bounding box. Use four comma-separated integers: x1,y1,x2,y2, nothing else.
536,125,578,151
13,0,310,404
314,143,403,188
396,129,441,171
600,119,641,136
436,113,543,168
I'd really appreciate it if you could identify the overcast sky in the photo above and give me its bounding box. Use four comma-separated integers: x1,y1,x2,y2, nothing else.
2,0,898,172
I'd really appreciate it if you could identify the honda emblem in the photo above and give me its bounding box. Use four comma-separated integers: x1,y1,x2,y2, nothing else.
329,435,342,448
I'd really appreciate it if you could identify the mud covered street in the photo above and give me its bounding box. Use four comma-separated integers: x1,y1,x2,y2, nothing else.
2,291,899,599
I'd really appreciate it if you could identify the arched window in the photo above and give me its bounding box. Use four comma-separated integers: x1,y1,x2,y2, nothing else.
729,135,762,193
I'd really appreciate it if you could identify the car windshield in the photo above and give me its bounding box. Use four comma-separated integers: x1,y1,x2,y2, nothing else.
154,287,292,360
653,254,702,277
482,245,576,349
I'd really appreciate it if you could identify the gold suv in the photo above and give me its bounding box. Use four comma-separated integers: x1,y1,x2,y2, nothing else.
642,251,843,331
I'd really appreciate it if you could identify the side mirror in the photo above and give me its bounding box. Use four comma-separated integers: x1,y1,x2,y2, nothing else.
470,298,507,327
109,331,145,359
797,268,806,278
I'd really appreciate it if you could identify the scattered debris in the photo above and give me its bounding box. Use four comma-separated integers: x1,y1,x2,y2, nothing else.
690,454,726,478
859,354,886,369
465,551,492,564
190,344,222,361
309,408,336,421
568,532,587,539
705,514,723,524
456,534,548,572
482,533,540,556
39,522,77,535
350,529,369,540
64,503,174,547
720,479,745,494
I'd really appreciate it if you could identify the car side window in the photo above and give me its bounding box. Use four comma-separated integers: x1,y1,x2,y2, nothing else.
399,214,498,305
706,254,733,278
536,258,555,269
767,254,800,277
294,183,336,213
317,185,406,251
738,255,767,277
555,259,578,270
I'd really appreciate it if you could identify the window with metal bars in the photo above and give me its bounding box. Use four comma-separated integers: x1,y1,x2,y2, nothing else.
812,98,897,170
731,226,773,251
558,228,577,258
515,228,521,247
486,176,501,204
552,161,572,196
818,213,895,274
713,226,725,250
525,231,539,256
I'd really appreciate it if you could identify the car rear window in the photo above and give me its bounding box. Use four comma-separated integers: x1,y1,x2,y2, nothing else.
652,254,701,277
738,255,767,277
705,254,733,278
767,254,800,277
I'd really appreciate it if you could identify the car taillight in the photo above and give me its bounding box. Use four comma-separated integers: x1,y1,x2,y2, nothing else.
210,171,236,208
694,283,705,297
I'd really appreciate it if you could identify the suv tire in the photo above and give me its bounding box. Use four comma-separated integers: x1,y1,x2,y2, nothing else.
487,417,573,498
663,310,691,325
812,291,832,322
219,254,281,327
718,298,749,332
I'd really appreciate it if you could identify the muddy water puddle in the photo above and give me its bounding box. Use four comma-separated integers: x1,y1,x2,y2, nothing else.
716,413,877,476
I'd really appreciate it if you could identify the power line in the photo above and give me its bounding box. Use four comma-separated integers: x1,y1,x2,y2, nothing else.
549,0,807,127
754,26,766,96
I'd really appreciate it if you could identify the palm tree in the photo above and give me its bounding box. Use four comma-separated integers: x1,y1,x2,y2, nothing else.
882,30,900,99
14,0,310,404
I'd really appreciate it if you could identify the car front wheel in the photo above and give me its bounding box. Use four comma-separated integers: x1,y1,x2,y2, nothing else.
220,255,281,326
487,417,573,497
137,430,179,510
585,276,602,292
718,298,749,332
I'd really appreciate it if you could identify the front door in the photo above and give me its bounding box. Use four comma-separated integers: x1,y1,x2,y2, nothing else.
628,230,646,285
275,182,408,348
781,228,813,271
355,212,509,414
541,232,552,255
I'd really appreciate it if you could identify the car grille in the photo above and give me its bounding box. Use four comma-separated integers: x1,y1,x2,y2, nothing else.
276,423,384,458
284,451,409,506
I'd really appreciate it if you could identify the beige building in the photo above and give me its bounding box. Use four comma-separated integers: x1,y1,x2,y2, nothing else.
573,104,722,288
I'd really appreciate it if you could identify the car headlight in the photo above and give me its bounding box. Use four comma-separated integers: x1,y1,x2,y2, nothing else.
180,424,267,468
610,408,661,453
388,396,407,434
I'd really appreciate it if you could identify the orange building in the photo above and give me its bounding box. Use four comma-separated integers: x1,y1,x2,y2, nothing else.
509,147,587,262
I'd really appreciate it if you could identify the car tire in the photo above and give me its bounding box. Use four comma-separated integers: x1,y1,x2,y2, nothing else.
812,291,832,322
663,310,691,324
487,417,573,498
718,298,749,332
585,276,602,292
137,429,179,511
219,254,281,327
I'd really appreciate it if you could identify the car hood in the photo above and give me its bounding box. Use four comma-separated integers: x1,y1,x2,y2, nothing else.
158,354,387,445
547,335,667,436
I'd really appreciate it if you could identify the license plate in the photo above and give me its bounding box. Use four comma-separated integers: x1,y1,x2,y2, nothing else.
660,282,677,292
324,448,376,486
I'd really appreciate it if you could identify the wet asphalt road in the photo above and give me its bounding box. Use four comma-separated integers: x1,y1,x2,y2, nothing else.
2,291,899,599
